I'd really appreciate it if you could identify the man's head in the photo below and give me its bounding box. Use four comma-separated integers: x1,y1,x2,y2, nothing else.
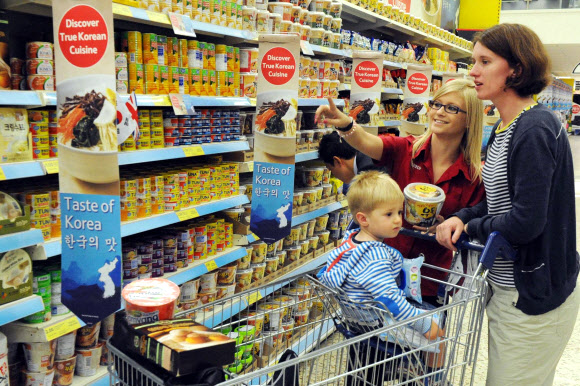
347,171,404,239
318,132,357,184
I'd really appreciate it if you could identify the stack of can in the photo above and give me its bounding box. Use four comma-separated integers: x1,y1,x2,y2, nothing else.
50,268,70,316
151,174,164,214
115,52,129,94
21,270,52,323
122,246,139,284
120,178,137,222
177,170,189,209
135,0,161,12
136,176,152,219
136,109,151,150
193,221,208,261
151,238,164,277
25,42,55,91
175,228,191,268
124,31,144,94
28,110,49,160
163,172,181,212
10,57,26,90
49,110,58,158
25,191,51,241
163,234,178,273
205,218,219,256
150,109,164,149
136,242,153,280
50,189,61,239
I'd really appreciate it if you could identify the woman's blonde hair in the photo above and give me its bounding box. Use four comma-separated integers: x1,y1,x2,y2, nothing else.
347,170,404,224
412,78,483,182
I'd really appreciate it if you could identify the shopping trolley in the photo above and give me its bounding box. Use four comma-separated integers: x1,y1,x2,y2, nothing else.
107,229,515,386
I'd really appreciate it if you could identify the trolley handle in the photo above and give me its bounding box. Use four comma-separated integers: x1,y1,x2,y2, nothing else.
399,228,516,270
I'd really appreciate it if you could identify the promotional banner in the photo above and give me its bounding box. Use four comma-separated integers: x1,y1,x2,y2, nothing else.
349,51,383,130
442,72,464,85
482,101,499,150
401,64,432,137
572,102,580,134
53,1,121,325
409,0,441,27
250,35,299,244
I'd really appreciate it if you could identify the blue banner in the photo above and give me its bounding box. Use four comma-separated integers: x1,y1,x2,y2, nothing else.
60,193,121,325
250,162,295,244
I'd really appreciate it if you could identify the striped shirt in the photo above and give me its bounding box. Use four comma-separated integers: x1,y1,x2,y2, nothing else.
482,105,536,286
318,229,423,322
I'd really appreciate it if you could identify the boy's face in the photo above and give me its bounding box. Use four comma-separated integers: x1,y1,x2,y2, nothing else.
363,201,404,240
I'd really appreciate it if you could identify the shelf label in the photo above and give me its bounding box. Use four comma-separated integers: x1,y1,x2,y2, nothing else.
42,159,59,174
169,93,195,115
0,167,5,181
146,10,170,24
320,46,331,53
340,199,348,207
248,162,254,172
247,291,263,305
151,95,170,106
300,40,314,56
169,12,197,37
204,260,218,271
182,146,204,157
112,3,133,17
176,207,199,222
44,316,82,341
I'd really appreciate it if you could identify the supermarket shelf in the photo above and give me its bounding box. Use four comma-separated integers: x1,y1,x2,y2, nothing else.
382,88,403,94
0,90,56,107
72,366,108,386
165,246,247,286
202,251,330,328
0,296,44,327
298,98,345,107
118,94,253,107
233,232,259,246
0,160,45,180
433,70,444,76
383,60,405,70
0,229,44,253
291,200,348,227
118,141,250,165
295,151,319,163
310,44,349,58
381,120,401,127
44,195,249,257
0,312,85,343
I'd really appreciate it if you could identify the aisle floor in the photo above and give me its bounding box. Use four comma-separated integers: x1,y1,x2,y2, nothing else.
310,135,580,385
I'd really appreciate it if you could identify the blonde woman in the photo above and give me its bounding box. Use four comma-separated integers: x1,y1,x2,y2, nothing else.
315,79,485,306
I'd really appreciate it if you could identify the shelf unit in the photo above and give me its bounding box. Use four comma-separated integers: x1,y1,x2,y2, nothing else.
0,312,85,343
0,296,45,326
292,200,348,227
0,229,44,253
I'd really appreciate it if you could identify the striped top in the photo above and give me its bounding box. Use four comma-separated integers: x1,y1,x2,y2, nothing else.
482,105,536,286
318,229,423,322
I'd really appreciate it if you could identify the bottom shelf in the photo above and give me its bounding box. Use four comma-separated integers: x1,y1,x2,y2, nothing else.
73,365,108,386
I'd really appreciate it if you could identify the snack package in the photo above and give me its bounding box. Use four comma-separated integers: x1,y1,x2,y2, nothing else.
0,108,32,162
401,254,424,304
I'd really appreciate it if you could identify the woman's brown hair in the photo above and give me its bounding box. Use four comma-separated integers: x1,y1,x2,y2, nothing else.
473,23,551,97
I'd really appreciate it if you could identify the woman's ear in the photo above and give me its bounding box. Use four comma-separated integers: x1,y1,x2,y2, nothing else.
355,211,368,227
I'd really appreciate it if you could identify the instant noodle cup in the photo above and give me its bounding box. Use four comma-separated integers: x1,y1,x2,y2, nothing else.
180,278,200,302
263,329,283,349
293,191,304,206
308,235,320,251
269,13,283,33
331,32,341,49
237,252,252,270
55,330,77,360
241,72,257,98
321,183,333,198
199,290,217,309
52,356,76,386
200,271,218,292
75,323,101,349
235,268,253,291
294,309,310,326
322,14,332,30
329,79,340,98
265,257,279,274
328,61,340,80
242,310,265,336
316,230,330,245
302,189,316,205
272,295,296,321
327,211,340,229
235,325,256,343
307,219,317,237
251,241,267,263
257,302,283,331
286,246,301,263
309,79,320,98
256,10,270,32
122,278,180,324
242,7,258,32
23,340,56,372
281,319,295,341
266,242,278,257
304,167,324,186
300,56,311,77
298,77,310,98
299,240,309,255
290,5,302,22
284,286,310,312
319,79,330,98
299,222,309,241
403,183,445,227
250,262,266,282
315,214,329,231
280,20,293,32
22,368,55,386
309,59,319,79
329,1,341,17
313,186,324,201
216,283,236,299
217,263,237,285
276,250,287,267
268,3,292,20
75,344,102,377
283,226,300,247
330,16,342,32
309,27,324,45
300,24,311,41
308,11,324,28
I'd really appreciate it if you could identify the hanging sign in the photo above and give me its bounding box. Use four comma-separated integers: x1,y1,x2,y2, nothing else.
169,12,197,37
571,103,580,133
250,35,299,244
442,72,464,84
53,0,121,326
400,64,432,137
349,51,383,131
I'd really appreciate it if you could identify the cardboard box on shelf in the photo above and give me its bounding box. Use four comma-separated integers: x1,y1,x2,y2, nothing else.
0,248,33,305
296,144,308,153
223,151,254,162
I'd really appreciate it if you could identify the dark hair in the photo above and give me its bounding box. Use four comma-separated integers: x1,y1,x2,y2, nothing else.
318,132,356,165
473,23,551,97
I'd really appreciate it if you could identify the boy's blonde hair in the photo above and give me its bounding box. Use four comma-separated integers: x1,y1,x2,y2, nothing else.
347,171,404,222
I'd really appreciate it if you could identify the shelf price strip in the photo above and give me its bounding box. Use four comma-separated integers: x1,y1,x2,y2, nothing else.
44,316,82,341
204,260,218,271
176,207,200,222
182,146,205,157
42,159,59,174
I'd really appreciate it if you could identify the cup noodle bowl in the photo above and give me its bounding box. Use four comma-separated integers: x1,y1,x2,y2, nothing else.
122,278,180,325
403,183,445,227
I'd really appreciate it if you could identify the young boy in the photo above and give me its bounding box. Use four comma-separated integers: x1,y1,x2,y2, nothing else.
317,171,442,340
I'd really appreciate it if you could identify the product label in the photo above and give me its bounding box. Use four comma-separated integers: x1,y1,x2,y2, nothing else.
261,47,296,86
354,60,379,89
407,72,429,95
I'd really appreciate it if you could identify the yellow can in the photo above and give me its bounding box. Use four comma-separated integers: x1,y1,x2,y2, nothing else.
210,0,221,24
206,43,216,70
137,137,151,149
168,66,179,94
207,69,217,96
159,65,169,94
143,33,158,65
178,39,189,68
152,127,164,138
199,42,208,69
129,63,144,82
167,37,179,67
217,71,227,97
125,31,142,53
227,71,237,97
151,138,164,148
129,79,144,94
157,35,167,66
179,67,189,94
150,109,163,121
121,135,137,151
172,0,184,13
200,69,209,96
189,68,201,96
144,63,159,84
233,71,240,97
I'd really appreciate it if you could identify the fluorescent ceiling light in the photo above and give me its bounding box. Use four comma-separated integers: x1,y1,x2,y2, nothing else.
574,63,580,74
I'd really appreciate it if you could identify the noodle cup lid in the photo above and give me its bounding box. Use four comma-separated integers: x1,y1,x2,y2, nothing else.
403,183,445,203
283,287,307,295
258,302,281,310
122,278,180,307
237,268,253,274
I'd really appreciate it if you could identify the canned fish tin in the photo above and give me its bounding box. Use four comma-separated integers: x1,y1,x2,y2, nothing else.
26,59,54,75
27,75,54,91
115,52,128,68
26,42,54,59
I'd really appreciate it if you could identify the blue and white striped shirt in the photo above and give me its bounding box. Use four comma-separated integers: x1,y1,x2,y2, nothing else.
318,229,424,323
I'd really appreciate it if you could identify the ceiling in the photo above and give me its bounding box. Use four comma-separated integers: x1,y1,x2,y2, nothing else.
544,44,580,80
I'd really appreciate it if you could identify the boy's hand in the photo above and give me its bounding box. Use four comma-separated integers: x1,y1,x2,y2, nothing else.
423,320,445,341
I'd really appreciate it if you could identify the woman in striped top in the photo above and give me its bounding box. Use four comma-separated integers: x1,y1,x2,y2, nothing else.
436,24,580,385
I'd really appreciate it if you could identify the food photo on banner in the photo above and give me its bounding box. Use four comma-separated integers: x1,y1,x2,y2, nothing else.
349,51,383,132
400,63,432,137
250,35,299,244
53,0,122,324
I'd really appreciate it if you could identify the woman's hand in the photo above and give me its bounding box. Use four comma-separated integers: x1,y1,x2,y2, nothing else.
314,97,351,128
413,215,444,235
436,216,466,251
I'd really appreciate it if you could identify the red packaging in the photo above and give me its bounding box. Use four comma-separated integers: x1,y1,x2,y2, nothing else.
122,278,180,325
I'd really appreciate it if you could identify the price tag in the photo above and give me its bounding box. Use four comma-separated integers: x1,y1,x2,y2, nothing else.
248,162,254,172
146,10,170,24
169,12,197,37
42,160,59,174
300,40,314,56
204,260,218,271
151,95,170,106
44,316,82,341
176,207,199,221
0,167,6,181
321,46,331,53
249,98,256,106
169,93,195,115
112,3,133,17
247,291,263,305
182,146,204,157
340,199,348,207
250,232,259,241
